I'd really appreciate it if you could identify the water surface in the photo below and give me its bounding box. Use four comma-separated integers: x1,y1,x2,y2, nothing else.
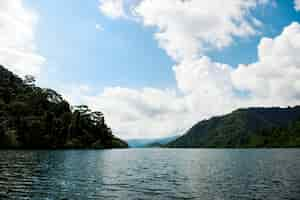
0,149,300,200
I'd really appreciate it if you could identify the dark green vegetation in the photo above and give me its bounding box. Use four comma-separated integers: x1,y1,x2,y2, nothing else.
0,66,128,149
168,107,300,148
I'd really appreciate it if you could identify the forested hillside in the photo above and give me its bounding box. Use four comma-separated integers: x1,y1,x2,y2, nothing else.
168,107,300,148
0,65,128,149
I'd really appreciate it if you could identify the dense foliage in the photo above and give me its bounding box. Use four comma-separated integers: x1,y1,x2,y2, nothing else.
248,120,300,147
168,107,300,148
0,66,128,149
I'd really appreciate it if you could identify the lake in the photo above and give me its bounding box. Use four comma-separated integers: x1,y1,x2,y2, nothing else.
0,149,300,200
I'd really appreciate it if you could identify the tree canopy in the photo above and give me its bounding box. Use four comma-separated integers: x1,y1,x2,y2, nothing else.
0,65,128,149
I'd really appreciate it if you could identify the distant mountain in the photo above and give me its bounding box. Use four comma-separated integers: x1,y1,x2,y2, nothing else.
128,135,179,148
127,139,155,148
0,65,128,149
167,106,300,148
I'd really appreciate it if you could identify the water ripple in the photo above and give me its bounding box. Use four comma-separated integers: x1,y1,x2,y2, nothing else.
0,149,300,200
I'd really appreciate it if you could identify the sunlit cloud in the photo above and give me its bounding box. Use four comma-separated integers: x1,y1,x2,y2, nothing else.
0,0,45,77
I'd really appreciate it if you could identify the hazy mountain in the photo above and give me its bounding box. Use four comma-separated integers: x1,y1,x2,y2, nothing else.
127,135,179,148
167,106,300,148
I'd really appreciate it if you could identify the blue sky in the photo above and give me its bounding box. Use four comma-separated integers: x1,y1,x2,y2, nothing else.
209,0,300,66
26,0,176,91
2,0,300,139
24,0,300,90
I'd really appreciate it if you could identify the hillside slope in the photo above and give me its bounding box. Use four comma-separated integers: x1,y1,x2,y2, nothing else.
167,107,300,148
0,65,128,149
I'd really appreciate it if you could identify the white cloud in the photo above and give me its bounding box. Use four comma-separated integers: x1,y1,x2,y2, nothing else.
68,57,239,139
90,1,300,139
232,22,300,105
99,0,127,19
134,0,268,61
65,86,191,139
0,0,45,77
174,22,300,120
174,57,238,118
295,0,300,11
85,21,300,140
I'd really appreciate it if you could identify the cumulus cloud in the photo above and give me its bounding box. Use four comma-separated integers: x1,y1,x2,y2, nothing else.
174,57,238,118
71,22,300,139
0,0,45,77
295,0,300,11
134,0,268,61
232,22,300,105
64,86,191,139
85,87,190,139
99,0,127,19
68,57,239,139
91,0,300,139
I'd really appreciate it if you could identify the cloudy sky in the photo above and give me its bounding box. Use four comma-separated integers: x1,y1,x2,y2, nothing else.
1,0,300,139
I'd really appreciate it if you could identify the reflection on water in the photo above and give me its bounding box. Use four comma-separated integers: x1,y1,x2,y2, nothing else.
0,149,300,200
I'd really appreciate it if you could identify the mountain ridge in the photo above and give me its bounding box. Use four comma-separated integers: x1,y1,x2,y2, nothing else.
167,106,300,148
